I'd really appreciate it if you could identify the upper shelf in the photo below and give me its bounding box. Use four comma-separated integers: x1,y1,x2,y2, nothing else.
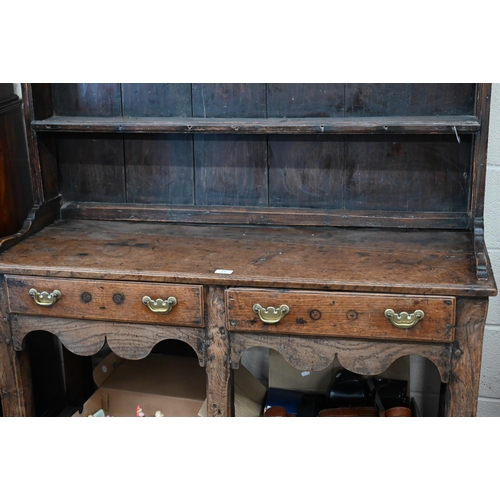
30,115,482,135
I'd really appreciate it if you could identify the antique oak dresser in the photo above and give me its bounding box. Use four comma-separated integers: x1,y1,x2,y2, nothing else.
0,83,497,416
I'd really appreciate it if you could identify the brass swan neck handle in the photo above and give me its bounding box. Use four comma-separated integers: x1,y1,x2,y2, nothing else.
384,309,424,329
29,288,62,307
142,296,177,314
253,303,290,324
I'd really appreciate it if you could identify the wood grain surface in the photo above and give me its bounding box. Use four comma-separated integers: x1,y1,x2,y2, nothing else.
226,288,455,342
10,315,206,363
0,219,495,296
0,277,35,416
443,298,488,416
230,331,453,383
7,276,204,327
31,115,481,134
204,286,233,417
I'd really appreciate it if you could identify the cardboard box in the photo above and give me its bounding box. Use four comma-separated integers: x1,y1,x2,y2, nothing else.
268,350,339,394
73,352,206,417
198,364,267,417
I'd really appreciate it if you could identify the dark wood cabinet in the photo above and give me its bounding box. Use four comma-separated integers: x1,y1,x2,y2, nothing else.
0,84,496,416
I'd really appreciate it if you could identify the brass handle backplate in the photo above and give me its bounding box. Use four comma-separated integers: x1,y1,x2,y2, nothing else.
384,308,424,329
253,303,290,324
29,288,62,307
142,296,177,314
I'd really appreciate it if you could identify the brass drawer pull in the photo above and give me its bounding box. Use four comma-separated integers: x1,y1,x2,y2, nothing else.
29,288,62,307
142,296,177,314
384,309,424,329
253,303,290,324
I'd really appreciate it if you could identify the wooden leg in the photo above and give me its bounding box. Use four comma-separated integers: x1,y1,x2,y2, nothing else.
443,298,488,417
205,286,233,417
0,278,35,416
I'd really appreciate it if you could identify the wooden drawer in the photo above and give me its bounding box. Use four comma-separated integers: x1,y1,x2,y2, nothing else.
6,276,204,327
226,288,455,342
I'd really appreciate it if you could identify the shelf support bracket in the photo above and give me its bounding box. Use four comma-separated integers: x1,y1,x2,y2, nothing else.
474,217,489,281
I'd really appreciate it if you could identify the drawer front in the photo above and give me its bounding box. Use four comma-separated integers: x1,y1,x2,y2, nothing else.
226,288,455,342
6,276,204,327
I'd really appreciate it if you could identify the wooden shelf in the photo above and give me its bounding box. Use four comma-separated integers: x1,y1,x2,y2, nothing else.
31,115,481,134
0,219,496,296
60,202,471,230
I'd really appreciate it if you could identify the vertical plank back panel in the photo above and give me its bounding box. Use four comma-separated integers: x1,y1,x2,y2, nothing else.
122,84,192,117
192,84,266,118
345,84,476,116
57,133,126,203
408,84,476,115
268,135,344,208
267,84,345,117
194,135,268,206
344,135,471,212
28,84,484,220
193,84,268,206
51,84,122,117
125,134,194,204
345,84,412,116
123,84,194,204
406,136,472,212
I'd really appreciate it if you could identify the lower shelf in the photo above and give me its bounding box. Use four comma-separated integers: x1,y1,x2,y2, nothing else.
73,352,206,417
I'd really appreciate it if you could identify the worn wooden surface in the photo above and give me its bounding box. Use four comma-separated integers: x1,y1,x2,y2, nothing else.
125,134,194,204
39,131,477,222
443,298,488,416
57,133,126,203
344,135,471,212
0,277,35,416
0,219,495,296
22,84,56,203
226,288,455,342
26,84,485,226
60,202,470,229
204,286,233,417
31,115,481,134
230,331,453,383
268,135,344,209
122,84,192,117
42,83,478,119
192,84,267,119
267,84,345,118
0,196,61,253
474,217,490,280
6,276,204,327
66,201,473,227
344,84,476,116
471,84,492,219
0,84,495,418
10,315,205,364
194,135,268,207
471,85,493,280
51,83,122,117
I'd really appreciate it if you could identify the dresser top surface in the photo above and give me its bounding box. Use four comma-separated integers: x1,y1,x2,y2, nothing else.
0,219,496,296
